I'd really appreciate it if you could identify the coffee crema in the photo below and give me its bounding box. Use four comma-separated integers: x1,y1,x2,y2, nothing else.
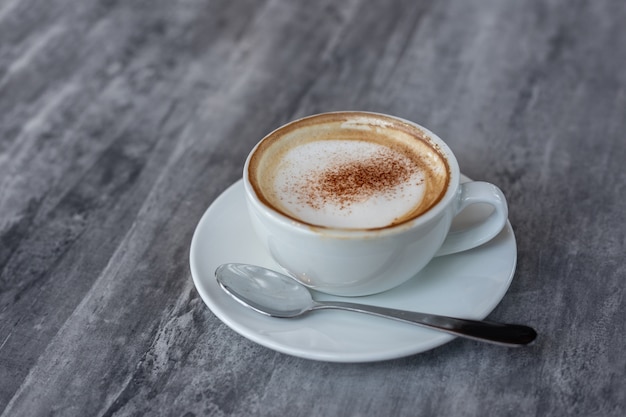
248,113,450,229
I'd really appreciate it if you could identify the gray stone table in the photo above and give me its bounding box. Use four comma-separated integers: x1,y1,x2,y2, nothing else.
1,0,625,416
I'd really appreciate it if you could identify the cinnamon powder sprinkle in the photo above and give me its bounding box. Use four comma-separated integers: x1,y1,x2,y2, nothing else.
296,149,419,210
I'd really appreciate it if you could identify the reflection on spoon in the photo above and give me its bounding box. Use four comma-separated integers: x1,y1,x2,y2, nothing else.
215,263,537,347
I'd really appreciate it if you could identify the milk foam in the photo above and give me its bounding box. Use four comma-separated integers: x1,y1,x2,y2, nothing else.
271,140,427,228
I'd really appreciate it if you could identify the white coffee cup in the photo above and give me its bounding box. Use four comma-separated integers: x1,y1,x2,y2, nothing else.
243,112,508,296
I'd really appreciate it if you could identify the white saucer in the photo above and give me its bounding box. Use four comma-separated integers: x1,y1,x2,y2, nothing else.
189,177,517,362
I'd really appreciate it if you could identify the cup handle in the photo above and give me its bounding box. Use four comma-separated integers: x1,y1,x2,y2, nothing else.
435,181,508,256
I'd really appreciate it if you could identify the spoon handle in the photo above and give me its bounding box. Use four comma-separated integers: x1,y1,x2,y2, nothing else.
313,301,536,346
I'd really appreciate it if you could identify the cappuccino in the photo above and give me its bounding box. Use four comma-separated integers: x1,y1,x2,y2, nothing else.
248,113,450,229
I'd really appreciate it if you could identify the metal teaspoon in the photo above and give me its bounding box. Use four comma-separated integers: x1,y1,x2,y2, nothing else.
215,263,537,347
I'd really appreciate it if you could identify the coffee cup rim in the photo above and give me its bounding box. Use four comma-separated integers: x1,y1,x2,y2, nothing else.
243,111,461,237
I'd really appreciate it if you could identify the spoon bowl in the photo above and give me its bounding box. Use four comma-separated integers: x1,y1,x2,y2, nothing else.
217,263,313,317
216,263,537,347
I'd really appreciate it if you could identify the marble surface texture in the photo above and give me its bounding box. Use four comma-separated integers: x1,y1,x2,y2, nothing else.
1,0,625,416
